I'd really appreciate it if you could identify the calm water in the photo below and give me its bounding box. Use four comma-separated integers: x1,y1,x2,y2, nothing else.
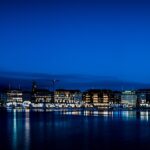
0,109,150,150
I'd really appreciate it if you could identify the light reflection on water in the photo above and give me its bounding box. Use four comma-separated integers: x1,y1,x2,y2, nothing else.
11,109,31,150
24,110,30,150
140,111,149,121
13,109,17,150
1,109,150,150
61,109,150,121
6,109,150,121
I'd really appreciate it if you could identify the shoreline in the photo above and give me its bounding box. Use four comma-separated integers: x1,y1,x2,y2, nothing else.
1,107,150,111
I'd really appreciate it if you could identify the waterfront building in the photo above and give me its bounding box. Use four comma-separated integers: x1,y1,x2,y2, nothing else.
121,91,137,107
54,89,82,104
83,89,113,107
31,81,53,106
31,89,52,103
136,89,150,108
82,92,91,103
31,88,53,108
6,90,23,107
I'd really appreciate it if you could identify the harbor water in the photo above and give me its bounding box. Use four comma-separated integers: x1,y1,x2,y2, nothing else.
0,109,150,150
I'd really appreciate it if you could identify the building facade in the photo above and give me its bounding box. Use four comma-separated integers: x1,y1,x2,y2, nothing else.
54,89,82,103
136,89,150,107
32,89,52,103
121,91,137,107
6,90,23,107
83,89,113,107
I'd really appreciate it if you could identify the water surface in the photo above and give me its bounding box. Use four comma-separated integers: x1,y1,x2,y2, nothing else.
0,109,150,150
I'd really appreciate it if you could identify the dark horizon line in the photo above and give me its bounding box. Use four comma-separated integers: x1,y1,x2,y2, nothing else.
0,70,150,91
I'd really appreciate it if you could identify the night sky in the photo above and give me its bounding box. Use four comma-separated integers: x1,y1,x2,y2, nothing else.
1,0,150,89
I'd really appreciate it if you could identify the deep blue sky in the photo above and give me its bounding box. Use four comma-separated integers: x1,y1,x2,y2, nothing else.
1,0,150,88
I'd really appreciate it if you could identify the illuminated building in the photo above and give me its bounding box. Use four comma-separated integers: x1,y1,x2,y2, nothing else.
32,89,52,103
6,90,23,107
82,92,91,103
83,89,113,107
136,89,150,108
54,89,82,103
121,91,137,107
31,81,52,104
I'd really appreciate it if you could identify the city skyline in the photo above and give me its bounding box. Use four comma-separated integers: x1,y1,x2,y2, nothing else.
1,1,150,150
1,71,150,91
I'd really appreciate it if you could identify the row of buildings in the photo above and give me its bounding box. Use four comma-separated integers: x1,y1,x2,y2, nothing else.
0,82,150,109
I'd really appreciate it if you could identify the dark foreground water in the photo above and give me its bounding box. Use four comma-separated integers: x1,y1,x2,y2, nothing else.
0,109,150,150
